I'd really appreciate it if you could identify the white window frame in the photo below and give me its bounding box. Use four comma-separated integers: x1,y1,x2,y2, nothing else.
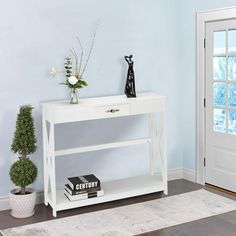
197,6,236,184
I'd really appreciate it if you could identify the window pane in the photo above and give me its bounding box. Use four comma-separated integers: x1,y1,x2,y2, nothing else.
228,29,236,54
214,57,226,80
229,83,236,107
213,82,226,106
214,109,226,133
229,110,236,135
214,31,226,55
228,57,236,81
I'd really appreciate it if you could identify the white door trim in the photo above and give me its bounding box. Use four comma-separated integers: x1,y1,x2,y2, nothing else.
197,6,236,185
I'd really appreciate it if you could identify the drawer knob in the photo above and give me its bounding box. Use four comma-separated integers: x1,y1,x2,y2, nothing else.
106,109,120,113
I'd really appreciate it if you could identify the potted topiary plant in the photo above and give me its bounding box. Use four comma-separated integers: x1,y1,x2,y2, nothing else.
9,105,37,218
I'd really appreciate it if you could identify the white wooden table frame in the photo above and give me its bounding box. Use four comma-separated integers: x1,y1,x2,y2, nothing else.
42,92,167,217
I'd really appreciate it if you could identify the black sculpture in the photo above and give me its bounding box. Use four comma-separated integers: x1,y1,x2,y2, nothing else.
124,55,136,98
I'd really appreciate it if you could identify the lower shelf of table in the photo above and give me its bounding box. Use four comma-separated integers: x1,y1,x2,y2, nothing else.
47,174,167,212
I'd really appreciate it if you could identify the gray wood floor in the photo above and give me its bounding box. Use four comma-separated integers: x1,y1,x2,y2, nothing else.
0,179,235,236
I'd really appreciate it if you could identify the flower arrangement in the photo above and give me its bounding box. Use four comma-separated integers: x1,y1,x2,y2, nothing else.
50,29,97,104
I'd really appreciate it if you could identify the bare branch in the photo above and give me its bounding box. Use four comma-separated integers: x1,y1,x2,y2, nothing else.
70,48,78,74
81,23,99,77
76,35,84,75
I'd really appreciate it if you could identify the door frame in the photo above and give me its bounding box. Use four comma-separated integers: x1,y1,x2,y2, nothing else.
197,6,236,185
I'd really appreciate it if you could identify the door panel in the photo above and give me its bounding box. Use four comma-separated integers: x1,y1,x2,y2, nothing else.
206,20,236,192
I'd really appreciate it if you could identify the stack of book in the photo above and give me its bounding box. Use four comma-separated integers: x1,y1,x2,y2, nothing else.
64,174,104,201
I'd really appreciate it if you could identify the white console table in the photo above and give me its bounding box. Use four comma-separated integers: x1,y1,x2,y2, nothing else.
42,92,167,217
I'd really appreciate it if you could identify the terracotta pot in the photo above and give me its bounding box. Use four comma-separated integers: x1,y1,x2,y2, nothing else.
9,188,36,218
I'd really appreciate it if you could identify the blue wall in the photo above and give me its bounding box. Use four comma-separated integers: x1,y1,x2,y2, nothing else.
180,0,236,171
0,0,183,197
2,0,236,197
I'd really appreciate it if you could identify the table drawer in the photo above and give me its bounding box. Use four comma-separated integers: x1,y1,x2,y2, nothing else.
52,107,94,123
95,103,130,118
130,98,166,115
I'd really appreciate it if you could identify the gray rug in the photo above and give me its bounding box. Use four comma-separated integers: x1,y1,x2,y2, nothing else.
2,189,236,236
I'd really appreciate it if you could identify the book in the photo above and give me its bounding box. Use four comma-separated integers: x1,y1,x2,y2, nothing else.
64,189,104,201
65,184,101,195
67,174,100,191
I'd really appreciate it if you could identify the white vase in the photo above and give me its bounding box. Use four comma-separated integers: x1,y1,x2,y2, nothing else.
9,188,36,218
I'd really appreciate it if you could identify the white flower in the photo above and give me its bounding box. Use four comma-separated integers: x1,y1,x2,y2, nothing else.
50,67,59,77
68,76,78,85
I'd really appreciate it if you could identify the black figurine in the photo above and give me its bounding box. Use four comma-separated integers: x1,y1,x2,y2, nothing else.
124,55,136,98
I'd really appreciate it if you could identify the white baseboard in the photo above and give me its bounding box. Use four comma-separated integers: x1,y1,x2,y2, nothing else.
168,168,196,182
168,168,184,180
0,196,10,211
183,168,196,182
0,168,196,211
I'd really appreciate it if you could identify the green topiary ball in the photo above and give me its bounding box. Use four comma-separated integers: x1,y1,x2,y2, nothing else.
10,159,37,188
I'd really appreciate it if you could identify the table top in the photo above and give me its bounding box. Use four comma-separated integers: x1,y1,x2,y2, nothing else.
41,92,166,109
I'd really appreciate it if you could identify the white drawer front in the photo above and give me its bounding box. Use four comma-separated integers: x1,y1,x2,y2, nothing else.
52,107,94,123
95,103,130,118
130,98,165,115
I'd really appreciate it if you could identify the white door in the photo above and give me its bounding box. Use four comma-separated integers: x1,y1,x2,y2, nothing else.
205,20,236,192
